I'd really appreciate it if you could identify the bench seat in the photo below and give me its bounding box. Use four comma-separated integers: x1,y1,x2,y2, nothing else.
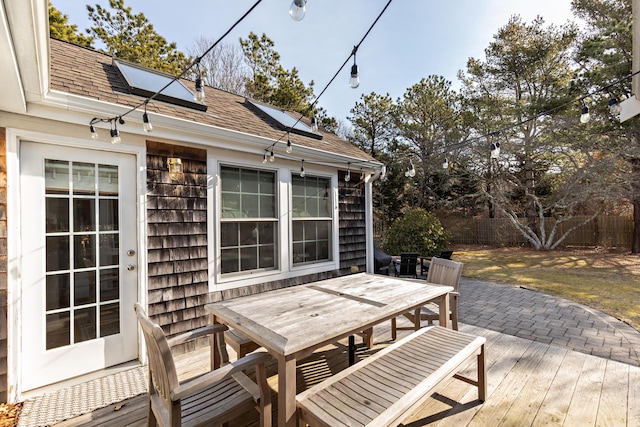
296,326,486,427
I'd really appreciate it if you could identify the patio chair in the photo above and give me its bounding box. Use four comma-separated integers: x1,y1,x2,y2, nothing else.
421,250,454,274
391,257,464,338
134,303,273,427
394,252,419,278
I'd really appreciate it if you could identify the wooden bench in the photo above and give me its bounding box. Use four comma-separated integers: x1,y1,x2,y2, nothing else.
296,326,487,427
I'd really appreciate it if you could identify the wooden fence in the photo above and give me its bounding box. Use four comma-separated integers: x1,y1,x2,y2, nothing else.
438,215,634,248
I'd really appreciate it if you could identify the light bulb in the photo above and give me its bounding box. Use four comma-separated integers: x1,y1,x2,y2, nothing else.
110,128,121,144
300,160,305,177
286,138,292,153
194,77,205,102
345,170,351,182
310,116,318,132
442,158,449,169
262,154,267,164
289,0,306,21
580,105,590,123
349,64,360,89
490,142,500,159
609,97,621,116
269,150,275,162
143,112,153,132
90,125,99,139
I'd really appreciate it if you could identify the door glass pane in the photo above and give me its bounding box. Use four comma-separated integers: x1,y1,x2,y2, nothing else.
46,312,70,350
74,235,96,268
99,234,119,266
74,270,96,305
74,307,97,342
46,198,69,233
46,236,70,271
99,199,118,231
98,165,118,196
72,162,96,195
45,160,69,195
46,274,70,310
73,199,96,232
100,268,119,301
100,303,120,337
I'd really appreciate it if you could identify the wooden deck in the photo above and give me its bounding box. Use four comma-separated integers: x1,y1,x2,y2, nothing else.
53,321,640,427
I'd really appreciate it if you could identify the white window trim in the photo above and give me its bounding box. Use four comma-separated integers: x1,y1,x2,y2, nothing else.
208,153,339,291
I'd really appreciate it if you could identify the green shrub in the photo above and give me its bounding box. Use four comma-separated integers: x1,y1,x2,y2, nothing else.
382,208,450,256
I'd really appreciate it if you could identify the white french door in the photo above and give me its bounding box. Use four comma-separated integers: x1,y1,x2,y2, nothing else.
20,142,139,391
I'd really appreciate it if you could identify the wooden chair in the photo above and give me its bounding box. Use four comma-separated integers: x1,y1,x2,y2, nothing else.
134,303,272,427
391,257,464,339
394,252,419,278
421,250,454,274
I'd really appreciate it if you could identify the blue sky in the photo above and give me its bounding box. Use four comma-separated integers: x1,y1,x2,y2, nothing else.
51,0,578,122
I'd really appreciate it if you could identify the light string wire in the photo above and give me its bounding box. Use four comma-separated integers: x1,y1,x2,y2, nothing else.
89,0,263,128
438,69,640,156
263,0,394,163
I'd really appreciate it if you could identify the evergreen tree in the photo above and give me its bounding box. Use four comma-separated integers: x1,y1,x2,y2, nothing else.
49,2,94,47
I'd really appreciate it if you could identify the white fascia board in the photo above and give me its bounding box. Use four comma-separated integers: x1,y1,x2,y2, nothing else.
0,1,26,114
620,96,640,122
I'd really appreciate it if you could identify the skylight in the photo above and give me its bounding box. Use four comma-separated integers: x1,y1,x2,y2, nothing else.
247,99,322,140
113,59,207,112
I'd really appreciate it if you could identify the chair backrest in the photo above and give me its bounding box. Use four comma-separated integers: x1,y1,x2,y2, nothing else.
426,257,463,292
134,303,179,405
439,250,454,260
398,252,419,276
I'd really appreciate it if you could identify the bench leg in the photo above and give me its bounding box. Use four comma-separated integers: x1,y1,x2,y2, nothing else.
478,343,487,401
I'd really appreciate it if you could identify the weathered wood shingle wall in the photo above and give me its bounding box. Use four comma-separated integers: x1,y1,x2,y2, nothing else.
338,171,367,275
146,141,209,349
0,129,7,401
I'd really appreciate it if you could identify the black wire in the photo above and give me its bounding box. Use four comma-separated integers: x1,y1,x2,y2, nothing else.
91,0,263,126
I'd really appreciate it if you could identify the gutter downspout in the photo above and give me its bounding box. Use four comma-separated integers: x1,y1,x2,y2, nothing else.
364,165,386,273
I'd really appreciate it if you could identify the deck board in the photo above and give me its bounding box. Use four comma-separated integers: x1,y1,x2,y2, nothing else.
51,322,636,427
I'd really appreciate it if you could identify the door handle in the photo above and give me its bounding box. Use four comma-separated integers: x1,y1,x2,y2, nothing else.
127,264,135,271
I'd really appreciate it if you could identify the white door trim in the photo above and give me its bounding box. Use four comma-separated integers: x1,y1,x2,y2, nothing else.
5,128,147,400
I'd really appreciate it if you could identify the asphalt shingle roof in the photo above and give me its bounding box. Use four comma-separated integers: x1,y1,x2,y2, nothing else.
49,38,377,163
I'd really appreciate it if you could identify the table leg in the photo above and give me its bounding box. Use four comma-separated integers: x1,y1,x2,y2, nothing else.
278,355,297,427
439,293,450,328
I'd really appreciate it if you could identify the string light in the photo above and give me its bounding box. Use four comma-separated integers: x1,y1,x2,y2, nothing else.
262,153,268,164
269,149,275,162
404,159,415,178
348,48,360,89
300,159,306,177
90,124,99,139
442,157,449,169
580,101,590,123
289,0,306,21
310,116,318,132
608,96,621,115
345,162,351,182
286,134,293,153
490,141,500,159
142,102,152,132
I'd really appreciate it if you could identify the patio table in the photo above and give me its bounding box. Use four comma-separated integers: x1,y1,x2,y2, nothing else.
205,272,453,427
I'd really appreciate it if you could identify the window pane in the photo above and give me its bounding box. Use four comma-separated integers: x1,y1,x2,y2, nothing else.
317,221,329,239
260,195,275,218
259,173,275,194
46,312,70,350
47,236,70,271
99,234,119,266
98,165,118,196
100,268,120,301
293,242,305,263
308,198,319,217
99,199,119,231
74,270,96,305
241,169,259,193
242,194,259,217
258,223,275,244
74,235,95,268
319,193,330,217
221,248,239,273
221,167,240,192
292,175,305,196
259,245,275,269
317,240,329,260
73,199,96,232
292,196,306,217
240,247,258,271
74,307,97,343
221,223,238,247
239,223,257,245
100,303,120,337
304,221,317,240
46,198,69,233
72,162,96,195
292,221,303,241
45,160,69,195
221,193,241,218
46,273,70,310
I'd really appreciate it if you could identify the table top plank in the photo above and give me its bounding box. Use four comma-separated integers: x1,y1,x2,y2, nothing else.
206,273,453,358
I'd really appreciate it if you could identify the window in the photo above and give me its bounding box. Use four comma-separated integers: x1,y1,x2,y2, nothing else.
220,166,277,274
246,99,322,139
291,175,332,265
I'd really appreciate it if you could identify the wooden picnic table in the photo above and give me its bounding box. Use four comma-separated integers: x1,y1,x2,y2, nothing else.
205,272,453,427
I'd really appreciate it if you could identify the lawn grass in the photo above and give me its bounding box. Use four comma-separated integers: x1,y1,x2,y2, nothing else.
451,245,640,331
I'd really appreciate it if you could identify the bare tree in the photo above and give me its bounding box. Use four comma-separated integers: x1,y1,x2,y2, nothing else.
188,36,249,96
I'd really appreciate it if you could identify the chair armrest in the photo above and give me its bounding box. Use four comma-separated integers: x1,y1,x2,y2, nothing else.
167,324,228,347
171,351,273,400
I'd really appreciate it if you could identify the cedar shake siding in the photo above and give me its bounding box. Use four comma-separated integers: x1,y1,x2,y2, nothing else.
0,128,7,401
338,170,367,275
146,141,209,352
